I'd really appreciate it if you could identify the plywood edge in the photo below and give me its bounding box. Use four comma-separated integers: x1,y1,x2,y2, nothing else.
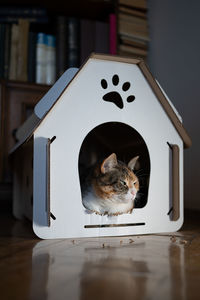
15,113,40,141
90,53,141,65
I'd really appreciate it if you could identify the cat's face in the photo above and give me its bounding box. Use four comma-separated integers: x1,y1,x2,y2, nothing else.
93,153,139,203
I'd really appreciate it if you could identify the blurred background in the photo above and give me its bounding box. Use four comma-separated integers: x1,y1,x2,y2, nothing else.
0,0,199,213
148,0,200,211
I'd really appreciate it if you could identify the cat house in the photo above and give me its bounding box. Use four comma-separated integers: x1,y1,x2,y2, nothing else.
11,53,191,239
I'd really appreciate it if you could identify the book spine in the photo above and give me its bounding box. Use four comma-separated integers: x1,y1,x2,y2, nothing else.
0,6,47,17
28,31,37,82
67,17,80,68
36,32,46,84
109,13,117,55
95,20,109,54
80,18,95,65
3,24,11,79
9,23,19,80
0,16,48,24
45,34,56,85
55,16,68,78
16,19,30,81
0,24,6,78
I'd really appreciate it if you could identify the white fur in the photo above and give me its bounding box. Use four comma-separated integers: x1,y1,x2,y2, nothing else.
82,186,137,215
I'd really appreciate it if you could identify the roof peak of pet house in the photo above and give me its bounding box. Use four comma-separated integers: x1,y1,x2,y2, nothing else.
10,53,192,154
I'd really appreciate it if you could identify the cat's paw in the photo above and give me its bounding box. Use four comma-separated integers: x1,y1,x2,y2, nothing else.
101,74,135,109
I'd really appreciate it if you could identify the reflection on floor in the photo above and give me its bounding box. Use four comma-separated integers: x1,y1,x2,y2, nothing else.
0,210,200,300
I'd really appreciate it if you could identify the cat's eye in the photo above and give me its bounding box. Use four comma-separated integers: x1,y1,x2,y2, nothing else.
134,180,138,185
120,180,127,186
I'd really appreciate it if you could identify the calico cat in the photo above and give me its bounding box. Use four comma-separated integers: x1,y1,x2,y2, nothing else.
81,153,139,216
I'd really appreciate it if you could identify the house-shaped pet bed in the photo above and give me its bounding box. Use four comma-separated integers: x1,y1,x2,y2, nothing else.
11,54,191,239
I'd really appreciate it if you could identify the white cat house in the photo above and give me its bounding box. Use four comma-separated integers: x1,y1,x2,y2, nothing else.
11,54,191,239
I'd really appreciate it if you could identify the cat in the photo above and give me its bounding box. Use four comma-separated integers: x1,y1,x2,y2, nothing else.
81,153,139,216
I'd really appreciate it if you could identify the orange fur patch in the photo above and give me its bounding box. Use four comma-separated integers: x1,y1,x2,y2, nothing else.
92,159,139,201
127,169,139,191
93,180,115,200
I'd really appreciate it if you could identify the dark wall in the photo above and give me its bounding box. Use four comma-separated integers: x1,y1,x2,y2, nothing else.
148,0,200,210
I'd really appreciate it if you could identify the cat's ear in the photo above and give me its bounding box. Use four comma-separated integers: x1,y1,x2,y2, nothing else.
128,156,139,171
101,153,118,174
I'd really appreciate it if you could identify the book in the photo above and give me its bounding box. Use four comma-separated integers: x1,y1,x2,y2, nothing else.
119,12,148,26
67,17,80,68
80,18,95,64
119,0,147,10
0,23,6,79
80,18,110,63
16,19,30,81
9,23,19,80
36,32,46,84
35,33,56,85
28,31,37,82
109,13,117,55
0,6,48,24
55,16,68,78
119,5,147,18
0,15,48,24
119,17,149,40
0,6,47,17
120,35,148,48
3,24,11,79
119,44,147,56
118,50,147,62
95,20,109,54
80,18,110,64
45,34,56,85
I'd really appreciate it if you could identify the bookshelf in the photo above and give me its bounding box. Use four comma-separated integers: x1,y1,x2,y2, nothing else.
0,1,117,85
0,0,150,203
0,0,150,86
0,80,50,182
0,0,118,206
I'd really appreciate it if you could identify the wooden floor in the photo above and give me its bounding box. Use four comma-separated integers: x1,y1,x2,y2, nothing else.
0,210,200,300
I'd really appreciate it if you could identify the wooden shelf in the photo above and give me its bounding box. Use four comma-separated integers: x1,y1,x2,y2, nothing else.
0,80,50,182
0,0,116,21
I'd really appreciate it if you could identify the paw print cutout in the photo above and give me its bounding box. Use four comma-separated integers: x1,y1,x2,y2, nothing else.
101,74,135,109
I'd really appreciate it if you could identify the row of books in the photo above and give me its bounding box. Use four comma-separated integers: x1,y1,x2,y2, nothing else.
118,0,149,61
0,6,49,82
56,14,117,80
0,7,117,85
